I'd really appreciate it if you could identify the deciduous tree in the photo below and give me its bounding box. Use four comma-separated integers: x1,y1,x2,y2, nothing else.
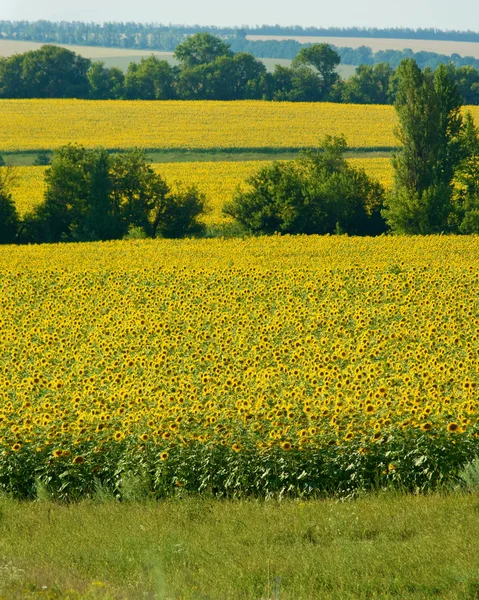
383,60,464,233
224,136,385,235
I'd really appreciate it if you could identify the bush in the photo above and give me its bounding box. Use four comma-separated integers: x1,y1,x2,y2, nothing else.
0,191,19,244
224,136,386,236
24,145,207,244
34,151,51,166
0,167,20,244
156,184,206,238
123,225,148,240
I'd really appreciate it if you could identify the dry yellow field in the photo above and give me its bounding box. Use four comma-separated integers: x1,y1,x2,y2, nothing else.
8,158,394,226
0,39,175,60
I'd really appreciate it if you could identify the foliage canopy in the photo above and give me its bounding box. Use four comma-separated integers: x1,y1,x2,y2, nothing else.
20,146,206,244
224,136,386,236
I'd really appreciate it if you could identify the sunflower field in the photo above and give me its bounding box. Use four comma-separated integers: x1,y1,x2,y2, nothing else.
2,100,479,153
0,100,398,151
1,235,479,500
9,158,394,227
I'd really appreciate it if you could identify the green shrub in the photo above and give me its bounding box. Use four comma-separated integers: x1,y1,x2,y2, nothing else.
21,145,207,244
224,136,386,236
0,167,20,244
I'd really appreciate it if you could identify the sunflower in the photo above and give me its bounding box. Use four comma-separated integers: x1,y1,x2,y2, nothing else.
231,443,242,453
281,441,293,451
72,455,85,465
160,451,169,461
447,422,459,433
11,443,21,452
139,433,149,442
52,449,63,458
420,422,433,432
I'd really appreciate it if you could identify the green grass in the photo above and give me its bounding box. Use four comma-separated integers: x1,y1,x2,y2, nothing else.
0,152,52,166
2,491,479,599
0,149,392,166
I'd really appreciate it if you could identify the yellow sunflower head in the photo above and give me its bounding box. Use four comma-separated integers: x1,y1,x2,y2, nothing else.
447,422,459,433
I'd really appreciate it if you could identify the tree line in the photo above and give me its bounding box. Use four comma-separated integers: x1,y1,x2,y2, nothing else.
3,20,479,45
229,35,479,71
0,38,341,101
3,21,479,72
2,35,479,105
2,57,479,243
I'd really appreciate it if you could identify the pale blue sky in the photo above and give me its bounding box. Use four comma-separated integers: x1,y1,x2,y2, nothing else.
1,0,478,31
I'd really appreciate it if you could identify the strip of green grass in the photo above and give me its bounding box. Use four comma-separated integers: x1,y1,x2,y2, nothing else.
1,148,393,166
1,491,479,599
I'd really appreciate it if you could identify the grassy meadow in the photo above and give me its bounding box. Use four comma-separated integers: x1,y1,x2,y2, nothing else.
3,492,479,599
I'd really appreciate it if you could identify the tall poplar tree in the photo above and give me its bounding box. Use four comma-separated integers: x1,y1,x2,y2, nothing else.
383,60,464,233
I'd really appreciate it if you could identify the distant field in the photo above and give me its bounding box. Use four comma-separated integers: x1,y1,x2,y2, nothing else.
247,34,479,58
4,34,479,60
2,99,478,154
4,99,479,154
0,99,402,152
0,39,175,60
0,39,355,76
0,39,180,71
